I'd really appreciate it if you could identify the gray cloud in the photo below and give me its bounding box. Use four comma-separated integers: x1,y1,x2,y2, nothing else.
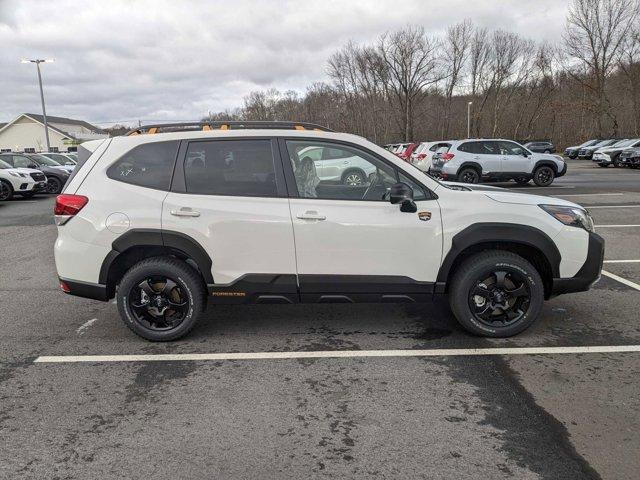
0,0,569,126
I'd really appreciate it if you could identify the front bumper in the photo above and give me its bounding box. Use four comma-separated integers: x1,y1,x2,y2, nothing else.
592,153,611,164
550,232,604,297
557,161,568,177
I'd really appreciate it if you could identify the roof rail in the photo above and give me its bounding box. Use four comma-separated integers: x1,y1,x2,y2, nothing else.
126,121,334,136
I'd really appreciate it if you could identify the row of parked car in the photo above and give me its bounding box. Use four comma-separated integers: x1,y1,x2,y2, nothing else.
384,139,566,186
0,151,77,201
564,138,640,168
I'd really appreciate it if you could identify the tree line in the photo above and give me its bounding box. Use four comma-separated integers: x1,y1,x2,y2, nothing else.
203,0,640,147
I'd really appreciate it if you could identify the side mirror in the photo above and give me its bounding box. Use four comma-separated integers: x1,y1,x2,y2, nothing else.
28,164,38,169
521,150,529,157
389,182,417,213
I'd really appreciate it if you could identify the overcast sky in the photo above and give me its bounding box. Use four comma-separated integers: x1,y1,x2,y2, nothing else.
0,0,569,127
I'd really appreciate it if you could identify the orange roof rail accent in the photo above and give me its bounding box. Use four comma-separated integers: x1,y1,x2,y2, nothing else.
147,127,159,134
294,125,305,130
220,124,229,130
202,125,212,131
129,131,140,136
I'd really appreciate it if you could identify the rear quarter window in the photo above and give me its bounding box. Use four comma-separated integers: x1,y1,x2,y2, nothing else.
107,141,179,191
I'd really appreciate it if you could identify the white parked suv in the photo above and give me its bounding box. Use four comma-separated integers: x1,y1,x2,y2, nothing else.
54,122,603,341
430,139,567,186
0,158,46,200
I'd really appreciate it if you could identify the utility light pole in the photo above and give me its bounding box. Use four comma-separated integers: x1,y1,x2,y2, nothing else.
467,101,473,139
21,58,54,152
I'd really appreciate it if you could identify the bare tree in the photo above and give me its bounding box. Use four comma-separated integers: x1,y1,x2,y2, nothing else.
564,0,639,135
618,29,640,134
377,26,442,140
440,20,473,138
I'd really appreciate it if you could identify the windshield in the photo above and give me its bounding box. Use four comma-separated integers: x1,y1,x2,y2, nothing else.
30,154,61,166
612,139,635,147
579,139,599,147
0,159,12,169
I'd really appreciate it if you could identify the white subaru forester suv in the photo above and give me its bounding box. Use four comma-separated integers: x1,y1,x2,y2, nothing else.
54,122,603,341
430,139,567,186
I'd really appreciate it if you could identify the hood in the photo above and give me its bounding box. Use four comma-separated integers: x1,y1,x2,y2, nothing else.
531,152,564,162
483,191,582,209
442,181,505,192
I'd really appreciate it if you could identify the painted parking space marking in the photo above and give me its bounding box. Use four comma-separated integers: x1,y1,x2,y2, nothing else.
595,225,640,228
554,193,624,197
601,270,640,291
33,345,640,364
76,318,98,335
604,259,640,264
587,205,640,209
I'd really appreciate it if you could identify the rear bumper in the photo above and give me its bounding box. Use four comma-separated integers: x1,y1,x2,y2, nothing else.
550,232,604,297
59,278,109,301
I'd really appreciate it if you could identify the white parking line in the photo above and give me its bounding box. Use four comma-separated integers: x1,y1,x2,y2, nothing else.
587,205,640,209
595,225,640,228
601,270,640,291
554,193,624,197
33,345,640,363
76,318,98,335
604,259,640,263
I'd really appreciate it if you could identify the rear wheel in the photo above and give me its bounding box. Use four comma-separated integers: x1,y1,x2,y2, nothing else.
458,168,480,184
342,169,366,186
533,165,555,186
449,251,544,337
117,257,207,341
0,180,13,201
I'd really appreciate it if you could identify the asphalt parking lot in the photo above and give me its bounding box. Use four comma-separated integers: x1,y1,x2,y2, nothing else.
1,159,639,479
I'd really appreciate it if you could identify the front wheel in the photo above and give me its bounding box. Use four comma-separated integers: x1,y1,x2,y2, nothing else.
457,168,480,184
449,251,544,337
46,177,63,194
533,166,555,186
0,180,13,201
117,257,207,341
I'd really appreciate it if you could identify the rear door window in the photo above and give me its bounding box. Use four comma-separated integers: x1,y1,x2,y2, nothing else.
184,139,278,197
107,141,179,191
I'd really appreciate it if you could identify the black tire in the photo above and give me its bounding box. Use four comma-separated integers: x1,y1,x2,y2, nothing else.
532,165,555,186
514,176,529,185
117,257,207,341
612,155,621,168
449,250,544,338
341,169,366,186
46,176,63,194
0,180,13,201
544,149,551,154
457,167,480,184
597,163,609,168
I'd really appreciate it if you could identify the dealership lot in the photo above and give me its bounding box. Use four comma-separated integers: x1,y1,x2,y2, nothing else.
1,160,639,479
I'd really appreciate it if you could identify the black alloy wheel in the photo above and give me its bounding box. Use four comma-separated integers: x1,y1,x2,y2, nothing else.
0,181,11,201
128,277,189,331
533,166,554,186
46,176,62,194
458,168,480,184
468,270,530,328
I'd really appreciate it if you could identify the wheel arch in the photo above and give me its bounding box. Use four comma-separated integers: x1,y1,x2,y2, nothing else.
99,229,213,298
436,223,561,298
456,162,483,176
533,160,558,173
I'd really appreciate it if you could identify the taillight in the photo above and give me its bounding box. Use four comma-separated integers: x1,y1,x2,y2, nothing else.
54,194,88,225
417,153,426,159
441,153,455,162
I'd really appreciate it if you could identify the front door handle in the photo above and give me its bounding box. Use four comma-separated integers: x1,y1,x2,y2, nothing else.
170,207,200,217
297,210,326,221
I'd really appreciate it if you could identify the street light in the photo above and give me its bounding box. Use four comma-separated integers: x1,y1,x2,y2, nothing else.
467,101,473,139
21,58,55,152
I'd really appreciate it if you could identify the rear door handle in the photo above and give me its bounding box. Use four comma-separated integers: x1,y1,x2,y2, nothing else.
170,207,200,217
296,211,326,221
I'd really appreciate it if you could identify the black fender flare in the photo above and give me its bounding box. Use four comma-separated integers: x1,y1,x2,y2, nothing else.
99,228,214,284
436,223,561,284
456,162,483,176
533,160,558,173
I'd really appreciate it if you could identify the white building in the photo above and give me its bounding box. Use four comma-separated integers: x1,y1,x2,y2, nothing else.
0,113,108,153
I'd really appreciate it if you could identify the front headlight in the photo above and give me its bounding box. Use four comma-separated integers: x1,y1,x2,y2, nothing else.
9,171,25,177
539,204,594,232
